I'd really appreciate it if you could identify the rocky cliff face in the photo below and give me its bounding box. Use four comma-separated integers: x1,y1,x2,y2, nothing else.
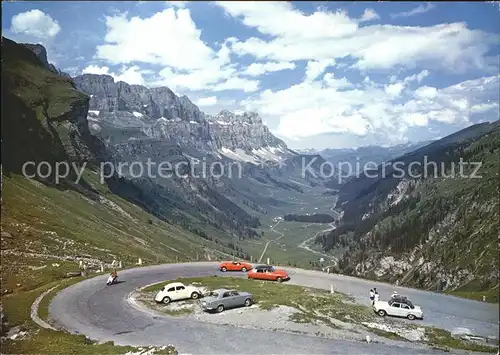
209,110,286,151
73,74,205,123
72,74,292,162
22,43,71,78
2,37,102,177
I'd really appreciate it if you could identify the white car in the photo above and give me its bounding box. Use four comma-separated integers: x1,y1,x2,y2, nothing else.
154,282,202,304
373,298,423,320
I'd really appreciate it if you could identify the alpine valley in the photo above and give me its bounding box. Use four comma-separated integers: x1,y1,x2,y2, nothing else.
1,36,498,306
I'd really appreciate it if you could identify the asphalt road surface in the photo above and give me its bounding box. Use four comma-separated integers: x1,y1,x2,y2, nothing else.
49,262,499,354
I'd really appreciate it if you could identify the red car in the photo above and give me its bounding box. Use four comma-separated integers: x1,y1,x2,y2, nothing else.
247,265,289,282
219,261,253,272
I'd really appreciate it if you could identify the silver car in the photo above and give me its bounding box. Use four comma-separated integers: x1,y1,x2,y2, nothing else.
200,288,253,313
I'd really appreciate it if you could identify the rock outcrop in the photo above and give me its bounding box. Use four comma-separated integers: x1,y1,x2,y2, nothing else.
2,37,103,178
72,74,291,162
23,43,71,78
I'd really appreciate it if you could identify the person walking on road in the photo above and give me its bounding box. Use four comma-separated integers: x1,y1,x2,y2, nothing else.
369,289,375,303
374,288,380,303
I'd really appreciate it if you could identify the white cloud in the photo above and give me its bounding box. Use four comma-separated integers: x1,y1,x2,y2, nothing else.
81,65,146,85
218,2,499,73
359,9,379,23
82,65,111,75
470,102,499,113
305,59,335,81
196,96,217,106
96,8,214,70
403,70,430,84
217,2,358,39
323,72,352,89
241,73,499,144
155,62,259,92
244,61,295,76
11,9,61,39
115,66,147,85
384,82,405,97
211,76,259,93
95,8,255,92
400,75,499,126
414,86,438,99
391,3,436,19
403,113,429,127
165,1,189,8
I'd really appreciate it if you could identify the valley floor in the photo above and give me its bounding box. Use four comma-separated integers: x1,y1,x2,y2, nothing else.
239,185,341,268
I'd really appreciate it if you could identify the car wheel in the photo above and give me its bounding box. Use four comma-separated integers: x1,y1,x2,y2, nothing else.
244,298,252,307
162,296,171,305
241,267,247,272
191,292,200,299
216,304,224,313
407,314,416,320
221,267,227,272
377,310,386,317
276,277,283,283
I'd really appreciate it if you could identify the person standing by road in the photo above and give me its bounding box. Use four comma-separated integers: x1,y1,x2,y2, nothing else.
369,289,375,303
374,288,380,303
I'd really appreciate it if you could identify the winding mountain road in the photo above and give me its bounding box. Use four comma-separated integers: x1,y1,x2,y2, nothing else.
297,221,337,260
49,262,498,354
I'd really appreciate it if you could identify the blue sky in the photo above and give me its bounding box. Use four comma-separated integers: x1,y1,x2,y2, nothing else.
2,1,499,149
